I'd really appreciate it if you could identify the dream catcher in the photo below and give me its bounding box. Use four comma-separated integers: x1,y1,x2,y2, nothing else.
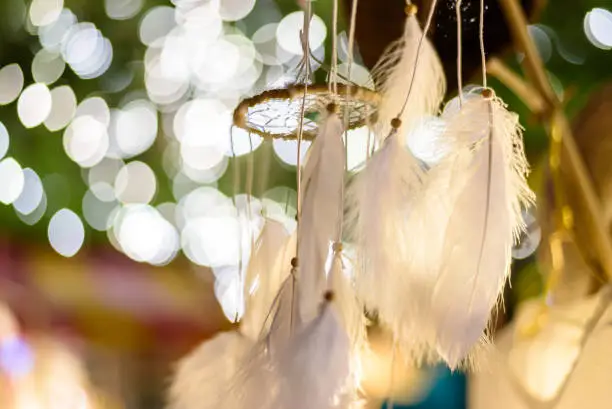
169,0,537,407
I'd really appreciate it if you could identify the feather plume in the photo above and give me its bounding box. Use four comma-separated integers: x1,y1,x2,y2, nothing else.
370,13,446,138
329,250,366,352
345,131,425,331
218,271,301,409
168,331,252,409
430,93,534,369
329,249,367,402
241,219,292,340
274,298,352,409
298,111,346,321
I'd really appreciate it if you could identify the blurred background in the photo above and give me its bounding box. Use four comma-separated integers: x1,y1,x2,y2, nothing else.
0,0,611,408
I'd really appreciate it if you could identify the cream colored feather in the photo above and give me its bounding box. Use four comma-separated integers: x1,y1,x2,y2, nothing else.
329,250,367,402
430,93,534,369
345,131,425,332
168,331,253,409
274,298,352,409
298,111,346,322
370,13,446,138
329,250,366,353
241,219,292,340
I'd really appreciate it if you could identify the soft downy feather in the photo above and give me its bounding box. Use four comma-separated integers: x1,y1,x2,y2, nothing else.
274,296,352,409
329,247,367,402
298,110,346,322
219,270,301,409
168,331,253,409
241,219,293,340
370,10,446,138
170,240,299,409
430,92,534,369
345,130,425,337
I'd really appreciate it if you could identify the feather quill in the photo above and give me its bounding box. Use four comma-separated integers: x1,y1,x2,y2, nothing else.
370,12,446,138
298,110,346,322
430,93,534,369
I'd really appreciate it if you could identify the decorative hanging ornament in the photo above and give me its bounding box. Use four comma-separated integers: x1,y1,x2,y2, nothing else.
233,84,379,141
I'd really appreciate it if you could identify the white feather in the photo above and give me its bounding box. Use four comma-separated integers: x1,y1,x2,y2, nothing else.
298,112,346,322
329,251,366,352
329,250,367,402
274,300,352,409
430,94,534,369
220,272,300,409
346,131,425,333
168,331,252,409
371,15,446,138
241,219,292,340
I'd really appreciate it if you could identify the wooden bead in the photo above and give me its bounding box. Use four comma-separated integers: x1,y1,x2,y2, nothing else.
481,88,494,99
327,103,338,113
291,257,299,268
405,3,418,16
324,291,335,302
390,117,402,129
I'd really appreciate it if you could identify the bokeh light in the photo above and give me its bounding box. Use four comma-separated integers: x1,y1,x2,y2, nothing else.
0,122,9,161
584,8,612,50
75,97,110,126
48,208,85,257
273,139,311,166
113,204,179,265
17,83,52,128
0,157,25,205
29,0,63,27
0,64,25,105
105,0,144,20
112,100,158,158
63,115,109,168
61,22,113,79
45,85,77,131
114,161,157,204
276,11,327,55
218,0,256,22
139,6,176,46
13,168,44,216
32,49,66,85
82,189,118,231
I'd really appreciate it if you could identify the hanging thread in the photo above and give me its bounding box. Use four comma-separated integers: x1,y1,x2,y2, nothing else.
397,0,440,118
456,0,464,104
479,0,487,87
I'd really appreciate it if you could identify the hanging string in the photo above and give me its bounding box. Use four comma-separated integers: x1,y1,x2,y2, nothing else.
455,0,464,104
330,0,339,96
397,0,440,118
246,132,256,259
230,125,245,322
295,0,312,259
346,0,360,166
479,0,487,88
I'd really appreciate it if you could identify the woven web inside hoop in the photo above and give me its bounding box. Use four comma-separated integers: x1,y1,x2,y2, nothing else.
233,84,379,140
